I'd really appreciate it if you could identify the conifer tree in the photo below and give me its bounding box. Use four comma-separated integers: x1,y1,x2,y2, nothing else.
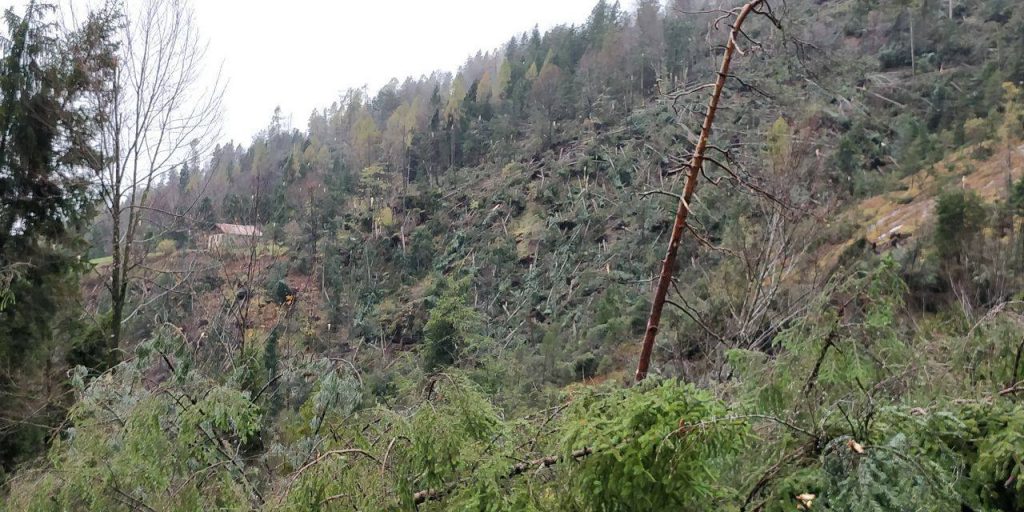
0,0,117,471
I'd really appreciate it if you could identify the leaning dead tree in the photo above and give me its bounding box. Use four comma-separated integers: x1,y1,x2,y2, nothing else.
636,0,778,382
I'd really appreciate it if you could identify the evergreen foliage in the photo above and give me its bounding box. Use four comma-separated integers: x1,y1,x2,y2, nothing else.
8,0,1024,509
0,1,117,472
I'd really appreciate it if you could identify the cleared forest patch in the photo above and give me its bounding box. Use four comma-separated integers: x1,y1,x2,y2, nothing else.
820,140,1024,268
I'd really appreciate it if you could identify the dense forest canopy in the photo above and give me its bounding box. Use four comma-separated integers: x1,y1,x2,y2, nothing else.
3,0,1024,510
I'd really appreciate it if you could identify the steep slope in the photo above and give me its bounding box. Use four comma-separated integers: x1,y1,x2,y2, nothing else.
10,1,1024,510
822,139,1024,267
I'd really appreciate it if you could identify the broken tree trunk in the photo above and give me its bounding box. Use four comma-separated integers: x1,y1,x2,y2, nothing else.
412,447,594,505
635,0,766,382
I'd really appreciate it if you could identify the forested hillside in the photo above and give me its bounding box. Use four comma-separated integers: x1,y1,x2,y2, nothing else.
4,0,1024,509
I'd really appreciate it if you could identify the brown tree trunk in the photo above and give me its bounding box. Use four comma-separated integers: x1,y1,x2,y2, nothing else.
635,0,765,382
109,199,124,361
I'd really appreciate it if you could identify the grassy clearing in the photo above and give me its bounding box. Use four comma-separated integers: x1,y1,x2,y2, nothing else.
89,255,113,267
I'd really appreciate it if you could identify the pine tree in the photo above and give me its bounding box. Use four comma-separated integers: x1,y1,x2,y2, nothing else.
496,57,512,101
198,197,217,230
178,162,190,195
0,0,117,471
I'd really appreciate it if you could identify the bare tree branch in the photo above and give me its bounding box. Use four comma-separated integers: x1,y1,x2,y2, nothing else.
89,0,225,359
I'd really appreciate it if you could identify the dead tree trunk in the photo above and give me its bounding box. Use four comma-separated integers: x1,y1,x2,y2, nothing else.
635,0,767,382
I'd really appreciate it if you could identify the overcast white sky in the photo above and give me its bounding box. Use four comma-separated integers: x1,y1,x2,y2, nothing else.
3,1,598,145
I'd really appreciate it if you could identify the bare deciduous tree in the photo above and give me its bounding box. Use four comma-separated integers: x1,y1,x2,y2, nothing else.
90,0,224,358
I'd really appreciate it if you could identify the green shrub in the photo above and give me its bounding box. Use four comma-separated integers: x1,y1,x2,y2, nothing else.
156,238,176,256
560,379,747,510
265,262,292,303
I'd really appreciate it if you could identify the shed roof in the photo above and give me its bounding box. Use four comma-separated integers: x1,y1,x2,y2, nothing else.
214,223,262,236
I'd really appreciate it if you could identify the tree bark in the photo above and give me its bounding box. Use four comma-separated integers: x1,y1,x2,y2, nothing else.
109,199,124,358
635,0,765,382
909,11,915,75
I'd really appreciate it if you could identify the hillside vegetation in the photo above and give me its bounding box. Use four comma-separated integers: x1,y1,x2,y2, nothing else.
4,0,1024,510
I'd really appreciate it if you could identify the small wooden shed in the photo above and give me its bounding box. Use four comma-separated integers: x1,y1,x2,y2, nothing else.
206,223,262,250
